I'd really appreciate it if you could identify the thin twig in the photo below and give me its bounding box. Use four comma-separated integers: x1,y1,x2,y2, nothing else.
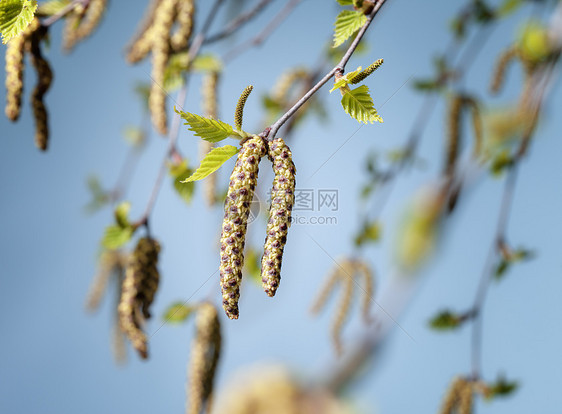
266,0,388,140
41,0,90,27
137,0,225,229
223,0,303,63
204,0,274,44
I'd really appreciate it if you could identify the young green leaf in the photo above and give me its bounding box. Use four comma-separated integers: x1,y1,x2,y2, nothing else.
485,376,519,400
181,145,239,183
122,125,146,148
429,310,461,331
169,160,195,205
0,0,37,44
337,0,353,5
102,225,134,250
176,109,235,142
114,202,131,228
333,10,366,48
340,85,382,124
354,220,381,247
329,67,362,93
163,302,195,324
191,53,223,73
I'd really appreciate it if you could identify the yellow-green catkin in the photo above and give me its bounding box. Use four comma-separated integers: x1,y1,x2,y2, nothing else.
458,381,473,414
219,136,267,319
170,0,195,52
349,58,384,84
200,71,220,206
439,377,467,414
234,85,253,131
71,0,108,47
331,261,354,355
271,68,308,104
353,259,374,322
187,303,221,414
310,260,355,355
118,237,161,359
85,250,127,312
261,138,296,297
445,95,462,178
149,0,176,135
4,19,39,121
126,0,161,64
30,33,53,152
62,4,86,52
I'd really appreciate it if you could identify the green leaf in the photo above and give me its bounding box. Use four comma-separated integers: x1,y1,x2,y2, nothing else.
485,376,519,400
429,310,461,331
498,0,523,16
340,85,382,124
114,202,131,228
37,0,68,16
181,145,239,183
162,302,195,324
337,0,353,5
329,67,362,93
164,53,189,92
169,160,195,205
102,225,134,250
122,125,146,148
0,0,37,44
354,220,381,247
192,53,223,73
176,108,235,142
333,10,366,48
84,175,108,213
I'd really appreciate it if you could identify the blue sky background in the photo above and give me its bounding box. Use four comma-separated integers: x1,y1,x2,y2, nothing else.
1,0,561,413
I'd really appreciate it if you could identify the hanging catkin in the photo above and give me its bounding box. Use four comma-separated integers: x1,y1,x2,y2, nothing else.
29,28,53,151
170,0,195,52
118,237,161,358
200,71,220,206
219,136,267,319
62,4,86,52
149,0,176,135
4,18,39,121
439,377,467,414
187,303,221,414
126,0,162,63
85,250,127,312
63,0,107,53
261,138,296,297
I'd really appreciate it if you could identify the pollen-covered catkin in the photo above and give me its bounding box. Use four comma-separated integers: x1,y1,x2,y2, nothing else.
261,138,296,297
126,0,162,63
118,237,161,359
439,377,467,414
149,0,176,135
170,0,195,52
490,47,518,94
353,260,374,322
4,18,39,121
71,0,108,48
234,85,253,131
219,136,267,319
30,37,53,152
85,250,127,312
458,381,473,414
331,261,354,355
187,303,221,414
349,58,384,84
62,5,86,52
200,71,220,206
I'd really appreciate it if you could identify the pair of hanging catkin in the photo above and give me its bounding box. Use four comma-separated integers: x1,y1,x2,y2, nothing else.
310,258,375,354
126,0,195,135
4,19,53,151
219,135,296,319
62,0,108,52
117,237,161,359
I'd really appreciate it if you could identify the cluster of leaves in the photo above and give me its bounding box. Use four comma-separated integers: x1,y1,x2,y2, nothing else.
102,202,138,250
494,246,533,281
